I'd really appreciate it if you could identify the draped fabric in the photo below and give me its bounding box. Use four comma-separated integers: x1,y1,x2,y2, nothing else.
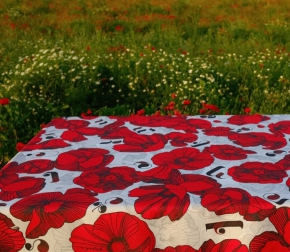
1,115,290,251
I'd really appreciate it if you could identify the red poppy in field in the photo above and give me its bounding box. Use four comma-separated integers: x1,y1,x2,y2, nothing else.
115,25,124,31
269,120,290,136
204,144,256,160
227,115,270,125
70,212,155,252
0,97,10,105
0,213,25,251
228,132,287,149
203,126,233,136
228,162,288,183
10,188,96,238
201,187,275,221
0,176,45,201
55,148,114,171
182,100,191,105
137,109,146,115
202,103,220,112
74,166,138,193
113,133,168,152
244,108,251,114
15,142,26,152
166,132,198,147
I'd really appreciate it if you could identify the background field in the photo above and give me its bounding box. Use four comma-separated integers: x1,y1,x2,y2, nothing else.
1,0,290,166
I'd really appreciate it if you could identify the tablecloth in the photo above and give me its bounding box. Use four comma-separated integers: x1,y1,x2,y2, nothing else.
1,115,290,251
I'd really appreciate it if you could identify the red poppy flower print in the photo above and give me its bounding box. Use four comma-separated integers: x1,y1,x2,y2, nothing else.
113,133,167,152
200,239,249,252
0,176,45,201
74,166,138,193
23,138,72,151
203,126,233,136
227,115,270,125
153,245,198,252
10,188,97,239
173,119,212,133
3,159,55,174
76,121,131,139
130,170,218,221
0,166,19,182
55,148,114,171
269,120,290,137
249,232,290,252
269,207,290,245
166,132,198,147
129,171,191,221
204,144,256,160
144,147,214,179
70,212,155,252
201,187,275,221
0,213,25,251
228,162,288,183
116,116,187,129
60,130,87,142
129,184,190,221
228,132,287,149
276,154,290,171
48,118,90,129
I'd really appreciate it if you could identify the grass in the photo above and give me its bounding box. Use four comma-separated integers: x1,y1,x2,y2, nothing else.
1,0,290,166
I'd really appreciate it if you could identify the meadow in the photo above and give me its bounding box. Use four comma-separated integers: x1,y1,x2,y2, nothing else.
1,0,290,166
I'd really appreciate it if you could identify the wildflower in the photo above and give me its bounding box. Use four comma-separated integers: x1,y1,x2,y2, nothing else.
171,93,177,98
0,98,10,105
244,107,251,114
168,101,175,110
86,46,90,51
199,108,207,114
16,142,26,152
137,109,145,116
203,103,220,112
152,111,161,117
40,123,46,129
86,109,92,115
182,100,191,106
115,25,124,32
174,110,182,116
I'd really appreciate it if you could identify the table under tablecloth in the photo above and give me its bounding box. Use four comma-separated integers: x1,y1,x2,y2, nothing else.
1,115,290,251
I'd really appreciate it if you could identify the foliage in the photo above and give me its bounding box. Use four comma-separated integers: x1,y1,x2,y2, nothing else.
1,0,290,167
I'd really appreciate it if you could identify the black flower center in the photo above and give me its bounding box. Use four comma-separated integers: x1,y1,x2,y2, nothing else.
108,237,129,252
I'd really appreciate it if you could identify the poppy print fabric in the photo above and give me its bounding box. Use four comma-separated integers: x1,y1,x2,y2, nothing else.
1,115,290,251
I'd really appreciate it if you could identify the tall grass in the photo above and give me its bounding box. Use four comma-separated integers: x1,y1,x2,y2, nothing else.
1,0,290,166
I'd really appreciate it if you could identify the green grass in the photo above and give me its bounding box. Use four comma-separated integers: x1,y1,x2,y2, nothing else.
1,0,290,166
